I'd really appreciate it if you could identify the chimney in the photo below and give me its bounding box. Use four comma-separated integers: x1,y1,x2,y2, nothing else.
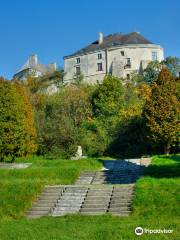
49,63,57,72
98,32,103,45
29,54,38,65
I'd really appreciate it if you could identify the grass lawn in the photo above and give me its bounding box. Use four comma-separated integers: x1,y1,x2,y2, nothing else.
0,155,179,240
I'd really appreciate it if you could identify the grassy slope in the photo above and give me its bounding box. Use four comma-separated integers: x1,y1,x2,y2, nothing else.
0,156,102,220
0,155,180,240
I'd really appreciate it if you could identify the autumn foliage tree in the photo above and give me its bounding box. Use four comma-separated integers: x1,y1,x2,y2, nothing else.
13,81,37,155
144,68,180,154
0,78,37,161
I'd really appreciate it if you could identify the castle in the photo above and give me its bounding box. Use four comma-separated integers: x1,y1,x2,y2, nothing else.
13,54,57,80
64,32,164,84
14,32,164,84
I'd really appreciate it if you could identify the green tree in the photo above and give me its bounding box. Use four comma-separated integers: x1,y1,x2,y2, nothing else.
13,81,37,155
37,84,92,158
0,78,36,161
162,56,180,78
143,61,162,84
92,75,124,118
144,68,180,154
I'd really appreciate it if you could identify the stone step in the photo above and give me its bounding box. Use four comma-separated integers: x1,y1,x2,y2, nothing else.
87,192,112,195
86,195,111,198
112,192,134,196
113,188,134,191
114,188,134,191
31,206,52,211
27,210,49,215
109,203,131,207
110,200,132,204
80,212,105,215
111,195,133,199
60,197,85,201
82,204,109,208
88,189,112,192
85,197,111,200
63,193,87,196
33,202,55,207
80,208,107,212
57,200,84,204
65,187,88,190
36,199,57,204
112,191,134,194
41,192,61,197
65,190,88,193
52,211,78,216
54,207,81,211
109,206,131,211
55,203,82,207
39,195,60,200
83,198,110,204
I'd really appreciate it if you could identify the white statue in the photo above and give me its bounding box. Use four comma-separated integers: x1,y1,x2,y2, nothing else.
71,145,84,160
75,146,82,158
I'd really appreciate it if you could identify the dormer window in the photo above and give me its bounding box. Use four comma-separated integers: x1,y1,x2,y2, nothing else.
98,53,102,59
76,57,80,64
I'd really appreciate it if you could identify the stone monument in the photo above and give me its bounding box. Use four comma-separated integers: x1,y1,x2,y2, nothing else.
71,145,86,160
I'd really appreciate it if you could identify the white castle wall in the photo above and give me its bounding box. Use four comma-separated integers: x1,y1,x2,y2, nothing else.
64,44,164,83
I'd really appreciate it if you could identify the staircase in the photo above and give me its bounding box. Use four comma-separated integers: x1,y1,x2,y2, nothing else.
108,185,134,216
27,158,151,218
51,186,88,216
27,186,64,219
76,170,142,185
80,186,113,215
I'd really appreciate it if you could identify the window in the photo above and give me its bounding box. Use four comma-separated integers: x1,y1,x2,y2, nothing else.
76,57,80,64
152,51,157,61
127,74,130,80
98,53,102,59
121,51,124,56
76,66,81,74
97,63,103,71
127,58,131,65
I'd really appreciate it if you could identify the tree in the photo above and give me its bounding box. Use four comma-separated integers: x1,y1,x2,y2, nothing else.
143,61,162,84
162,56,180,78
144,68,180,154
36,84,92,158
13,81,37,155
92,75,124,118
0,78,37,161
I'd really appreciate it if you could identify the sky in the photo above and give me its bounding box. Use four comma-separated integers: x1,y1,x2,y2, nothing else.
0,0,179,79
